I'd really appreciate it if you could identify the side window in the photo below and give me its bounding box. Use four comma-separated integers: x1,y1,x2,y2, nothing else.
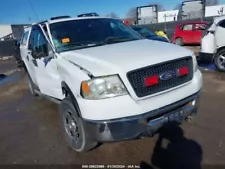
28,28,36,50
183,24,193,31
21,31,29,46
218,20,225,28
29,26,49,58
195,24,206,31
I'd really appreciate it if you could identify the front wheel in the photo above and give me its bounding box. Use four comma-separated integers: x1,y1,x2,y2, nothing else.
214,49,225,72
60,97,97,152
174,38,183,46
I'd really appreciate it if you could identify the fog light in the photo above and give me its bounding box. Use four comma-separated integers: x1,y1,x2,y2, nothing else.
192,100,196,106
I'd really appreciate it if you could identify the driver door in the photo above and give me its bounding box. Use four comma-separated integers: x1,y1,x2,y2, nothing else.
29,25,63,99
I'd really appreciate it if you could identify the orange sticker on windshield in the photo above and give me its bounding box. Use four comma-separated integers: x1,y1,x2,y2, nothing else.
62,38,70,43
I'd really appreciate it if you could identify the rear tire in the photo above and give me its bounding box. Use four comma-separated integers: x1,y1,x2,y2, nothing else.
60,97,97,152
174,38,183,46
214,49,225,72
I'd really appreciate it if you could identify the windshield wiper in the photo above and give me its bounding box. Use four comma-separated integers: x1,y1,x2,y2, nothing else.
104,36,136,44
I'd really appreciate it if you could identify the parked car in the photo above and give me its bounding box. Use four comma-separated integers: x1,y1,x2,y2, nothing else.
200,16,225,72
131,26,169,43
20,16,202,152
171,21,208,45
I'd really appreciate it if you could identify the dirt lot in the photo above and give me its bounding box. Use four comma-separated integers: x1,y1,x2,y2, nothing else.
0,52,225,168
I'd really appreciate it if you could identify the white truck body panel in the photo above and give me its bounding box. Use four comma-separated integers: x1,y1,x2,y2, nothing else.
21,17,202,121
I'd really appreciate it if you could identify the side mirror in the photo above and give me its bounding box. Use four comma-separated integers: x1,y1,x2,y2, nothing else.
208,30,215,34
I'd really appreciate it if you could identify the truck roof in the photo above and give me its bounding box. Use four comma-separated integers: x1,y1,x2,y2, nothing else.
39,16,112,25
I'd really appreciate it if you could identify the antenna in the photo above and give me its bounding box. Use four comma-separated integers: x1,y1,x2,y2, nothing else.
28,0,39,22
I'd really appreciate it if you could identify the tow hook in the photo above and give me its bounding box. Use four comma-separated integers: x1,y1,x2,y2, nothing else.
185,115,192,122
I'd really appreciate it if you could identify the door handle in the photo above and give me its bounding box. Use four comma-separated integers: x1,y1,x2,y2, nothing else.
32,59,38,67
26,55,29,61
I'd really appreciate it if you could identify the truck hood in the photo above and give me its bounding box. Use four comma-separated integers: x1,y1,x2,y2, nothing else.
60,39,193,76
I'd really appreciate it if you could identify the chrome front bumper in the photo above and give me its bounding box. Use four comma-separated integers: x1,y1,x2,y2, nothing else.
82,90,201,142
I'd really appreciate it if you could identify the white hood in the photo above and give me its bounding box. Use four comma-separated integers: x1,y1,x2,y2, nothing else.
60,39,193,76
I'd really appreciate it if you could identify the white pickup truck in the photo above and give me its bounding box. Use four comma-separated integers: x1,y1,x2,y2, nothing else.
20,16,202,152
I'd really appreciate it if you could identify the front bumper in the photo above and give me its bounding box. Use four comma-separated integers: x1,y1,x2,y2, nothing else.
83,90,201,142
198,52,214,63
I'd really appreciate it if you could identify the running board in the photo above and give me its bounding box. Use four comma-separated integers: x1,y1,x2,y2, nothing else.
34,90,61,105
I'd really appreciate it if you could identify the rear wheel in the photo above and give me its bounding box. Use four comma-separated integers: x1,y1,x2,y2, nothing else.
60,97,97,152
174,38,183,46
214,49,225,72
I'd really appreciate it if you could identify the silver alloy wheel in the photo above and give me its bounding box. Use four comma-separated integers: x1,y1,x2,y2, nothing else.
63,110,80,142
217,54,225,69
175,38,182,45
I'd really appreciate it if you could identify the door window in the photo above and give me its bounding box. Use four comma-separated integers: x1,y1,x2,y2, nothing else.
195,24,206,31
182,24,193,31
31,27,49,59
21,31,29,46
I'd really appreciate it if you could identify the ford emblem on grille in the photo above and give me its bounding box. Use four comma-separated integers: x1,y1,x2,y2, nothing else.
160,71,176,81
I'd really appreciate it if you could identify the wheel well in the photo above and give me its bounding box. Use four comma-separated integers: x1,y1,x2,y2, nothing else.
61,82,82,117
217,46,225,54
175,37,183,40
214,46,225,61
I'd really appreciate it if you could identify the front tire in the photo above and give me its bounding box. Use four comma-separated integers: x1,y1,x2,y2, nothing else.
214,49,225,72
60,97,97,152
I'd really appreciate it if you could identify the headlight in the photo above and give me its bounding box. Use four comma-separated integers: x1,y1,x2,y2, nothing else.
81,75,128,99
192,54,198,72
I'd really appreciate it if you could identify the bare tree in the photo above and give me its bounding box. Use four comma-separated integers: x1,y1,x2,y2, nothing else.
205,0,219,6
126,7,136,20
106,12,119,19
173,4,181,10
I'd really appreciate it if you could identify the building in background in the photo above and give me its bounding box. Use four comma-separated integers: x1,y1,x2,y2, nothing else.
205,4,225,17
139,4,225,24
0,25,12,40
0,24,30,41
158,10,179,23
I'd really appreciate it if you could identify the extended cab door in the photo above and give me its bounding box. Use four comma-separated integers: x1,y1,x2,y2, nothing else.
215,19,225,48
29,25,63,99
20,28,39,85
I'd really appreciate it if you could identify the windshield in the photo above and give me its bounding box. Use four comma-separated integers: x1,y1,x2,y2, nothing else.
132,27,156,38
49,18,142,52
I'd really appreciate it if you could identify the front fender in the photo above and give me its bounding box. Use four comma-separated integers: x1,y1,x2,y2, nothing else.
57,57,91,117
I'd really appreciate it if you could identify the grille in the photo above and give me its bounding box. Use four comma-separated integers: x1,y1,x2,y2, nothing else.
127,57,193,98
